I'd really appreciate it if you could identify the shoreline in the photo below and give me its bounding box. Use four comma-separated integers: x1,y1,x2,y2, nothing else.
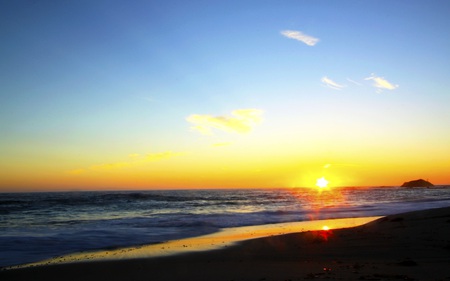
3,187,450,270
2,207,450,280
5,216,380,269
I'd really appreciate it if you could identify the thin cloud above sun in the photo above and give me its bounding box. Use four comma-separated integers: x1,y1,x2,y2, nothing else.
280,29,399,94
321,74,399,93
91,162,131,171
346,78,363,86
186,109,263,135
365,74,399,92
280,30,319,46
68,151,187,174
321,77,346,90
211,142,233,147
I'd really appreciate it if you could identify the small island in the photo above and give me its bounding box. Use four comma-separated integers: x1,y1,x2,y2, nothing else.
401,179,434,188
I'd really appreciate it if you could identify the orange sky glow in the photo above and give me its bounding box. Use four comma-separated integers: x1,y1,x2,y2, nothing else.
1,2,450,192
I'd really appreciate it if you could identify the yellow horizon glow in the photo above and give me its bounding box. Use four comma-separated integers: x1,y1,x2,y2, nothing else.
1,140,450,192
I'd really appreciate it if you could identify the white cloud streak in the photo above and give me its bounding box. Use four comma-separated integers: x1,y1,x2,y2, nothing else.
281,30,319,46
187,109,263,135
321,76,345,90
346,78,362,86
365,75,399,91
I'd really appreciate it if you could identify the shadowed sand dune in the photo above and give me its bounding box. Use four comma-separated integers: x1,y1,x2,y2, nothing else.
2,207,450,281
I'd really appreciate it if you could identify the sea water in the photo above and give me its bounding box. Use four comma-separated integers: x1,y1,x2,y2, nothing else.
1,186,450,268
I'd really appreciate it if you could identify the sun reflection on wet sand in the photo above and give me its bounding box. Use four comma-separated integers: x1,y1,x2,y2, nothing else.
287,182,354,244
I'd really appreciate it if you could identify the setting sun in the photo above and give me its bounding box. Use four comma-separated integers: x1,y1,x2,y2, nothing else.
316,177,329,189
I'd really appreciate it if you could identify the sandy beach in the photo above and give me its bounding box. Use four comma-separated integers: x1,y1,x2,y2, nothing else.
2,207,450,281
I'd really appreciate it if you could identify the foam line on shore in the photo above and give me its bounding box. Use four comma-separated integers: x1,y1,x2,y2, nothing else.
8,216,380,269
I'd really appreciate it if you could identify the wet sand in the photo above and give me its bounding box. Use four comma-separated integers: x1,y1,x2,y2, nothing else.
2,207,450,281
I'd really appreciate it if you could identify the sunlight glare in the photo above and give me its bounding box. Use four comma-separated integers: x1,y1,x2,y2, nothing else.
316,177,329,188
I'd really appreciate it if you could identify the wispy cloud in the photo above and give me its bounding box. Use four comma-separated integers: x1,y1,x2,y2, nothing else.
365,74,399,92
317,74,398,93
68,151,186,174
146,151,186,161
211,142,233,147
67,169,85,175
346,78,362,86
321,76,346,90
187,109,263,135
91,162,131,171
281,30,319,46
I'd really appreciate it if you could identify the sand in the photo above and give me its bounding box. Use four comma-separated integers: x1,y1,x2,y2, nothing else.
2,207,450,281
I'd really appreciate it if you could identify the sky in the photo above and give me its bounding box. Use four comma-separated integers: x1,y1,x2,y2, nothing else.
1,0,450,191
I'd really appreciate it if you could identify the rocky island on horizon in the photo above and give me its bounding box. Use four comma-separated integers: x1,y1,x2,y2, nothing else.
401,179,434,188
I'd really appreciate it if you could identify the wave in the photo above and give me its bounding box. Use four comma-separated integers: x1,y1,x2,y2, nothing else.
2,187,450,268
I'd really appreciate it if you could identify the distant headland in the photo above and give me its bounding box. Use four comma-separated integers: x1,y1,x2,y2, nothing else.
401,179,434,188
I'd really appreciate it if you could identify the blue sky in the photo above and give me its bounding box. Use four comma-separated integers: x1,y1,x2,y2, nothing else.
1,1,450,190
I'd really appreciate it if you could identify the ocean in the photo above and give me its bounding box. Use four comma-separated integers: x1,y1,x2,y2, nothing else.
1,186,450,268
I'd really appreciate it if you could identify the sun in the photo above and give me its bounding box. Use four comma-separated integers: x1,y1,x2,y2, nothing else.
316,177,329,188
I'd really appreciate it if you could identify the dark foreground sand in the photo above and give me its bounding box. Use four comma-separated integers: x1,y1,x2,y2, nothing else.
2,207,450,281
